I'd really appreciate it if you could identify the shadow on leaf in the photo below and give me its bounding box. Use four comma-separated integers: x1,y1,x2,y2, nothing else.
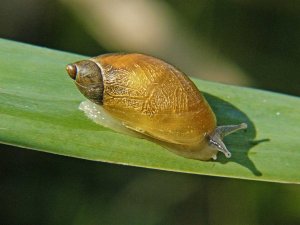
204,93,268,176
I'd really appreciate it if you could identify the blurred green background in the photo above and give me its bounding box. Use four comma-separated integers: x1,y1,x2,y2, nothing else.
0,0,299,224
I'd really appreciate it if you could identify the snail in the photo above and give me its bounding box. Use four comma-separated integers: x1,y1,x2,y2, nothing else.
66,53,247,160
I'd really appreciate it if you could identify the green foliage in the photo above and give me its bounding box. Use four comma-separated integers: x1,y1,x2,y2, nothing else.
0,39,299,183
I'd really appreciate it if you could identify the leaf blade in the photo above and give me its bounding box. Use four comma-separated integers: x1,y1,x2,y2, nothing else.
1,38,299,183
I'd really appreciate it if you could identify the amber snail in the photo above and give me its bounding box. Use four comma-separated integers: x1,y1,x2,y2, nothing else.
66,53,247,160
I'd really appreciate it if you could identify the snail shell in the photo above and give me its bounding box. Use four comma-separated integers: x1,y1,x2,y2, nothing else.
66,53,247,160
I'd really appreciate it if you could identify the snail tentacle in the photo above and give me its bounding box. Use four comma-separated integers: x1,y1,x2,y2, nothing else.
208,123,247,158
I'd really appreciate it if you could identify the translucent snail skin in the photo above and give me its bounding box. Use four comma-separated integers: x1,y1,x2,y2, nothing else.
66,53,247,160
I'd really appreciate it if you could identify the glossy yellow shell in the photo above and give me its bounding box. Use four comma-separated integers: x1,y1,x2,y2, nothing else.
91,54,216,147
66,53,247,160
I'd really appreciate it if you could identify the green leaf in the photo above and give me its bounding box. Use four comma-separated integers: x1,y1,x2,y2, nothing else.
1,38,299,184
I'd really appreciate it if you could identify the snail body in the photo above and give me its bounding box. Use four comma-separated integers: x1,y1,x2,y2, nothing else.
66,53,247,160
